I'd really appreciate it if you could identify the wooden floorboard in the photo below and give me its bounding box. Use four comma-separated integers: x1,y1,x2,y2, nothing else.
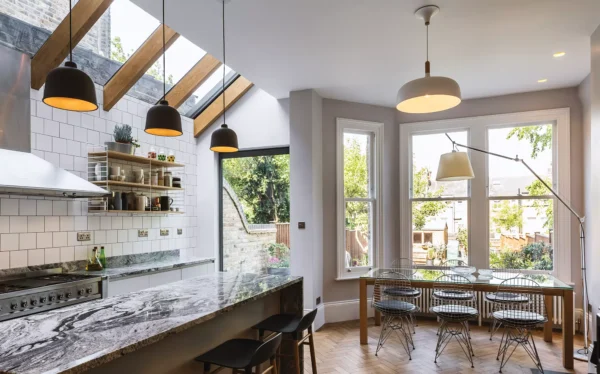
304,318,589,373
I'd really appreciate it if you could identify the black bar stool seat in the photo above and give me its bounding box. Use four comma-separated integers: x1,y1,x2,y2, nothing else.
195,334,282,374
253,314,303,337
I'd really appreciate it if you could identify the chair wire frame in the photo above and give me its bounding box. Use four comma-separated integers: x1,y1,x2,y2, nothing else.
390,258,421,333
486,268,524,340
492,278,548,373
372,270,419,358
430,274,479,368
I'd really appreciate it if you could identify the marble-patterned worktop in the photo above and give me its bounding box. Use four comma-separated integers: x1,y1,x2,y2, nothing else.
71,256,214,279
0,272,302,374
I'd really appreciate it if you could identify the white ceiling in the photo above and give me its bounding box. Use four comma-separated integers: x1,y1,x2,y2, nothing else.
133,0,600,107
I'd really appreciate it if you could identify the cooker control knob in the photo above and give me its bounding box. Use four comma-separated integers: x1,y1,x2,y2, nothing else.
40,297,47,303
20,301,28,308
10,303,17,311
30,299,37,306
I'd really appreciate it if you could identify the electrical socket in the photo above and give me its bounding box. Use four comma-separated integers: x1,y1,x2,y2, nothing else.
138,229,148,238
160,229,169,237
177,229,182,235
77,232,91,241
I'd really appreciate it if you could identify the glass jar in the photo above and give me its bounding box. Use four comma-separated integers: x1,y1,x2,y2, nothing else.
164,171,173,187
167,150,176,163
148,146,157,159
158,149,166,161
151,171,158,186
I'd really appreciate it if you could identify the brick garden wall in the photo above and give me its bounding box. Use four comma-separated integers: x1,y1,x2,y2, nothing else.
221,182,275,274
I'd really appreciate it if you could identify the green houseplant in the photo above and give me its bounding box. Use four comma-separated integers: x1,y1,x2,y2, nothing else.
105,125,139,155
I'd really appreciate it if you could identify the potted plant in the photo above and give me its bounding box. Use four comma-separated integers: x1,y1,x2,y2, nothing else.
105,125,139,155
266,243,290,276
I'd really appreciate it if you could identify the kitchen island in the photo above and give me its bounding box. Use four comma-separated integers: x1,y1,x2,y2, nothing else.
0,272,303,374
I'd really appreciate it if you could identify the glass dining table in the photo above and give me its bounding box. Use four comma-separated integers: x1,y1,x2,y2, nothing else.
359,268,575,369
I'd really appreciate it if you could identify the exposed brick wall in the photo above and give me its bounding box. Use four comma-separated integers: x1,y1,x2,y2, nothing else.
0,0,111,56
222,186,275,274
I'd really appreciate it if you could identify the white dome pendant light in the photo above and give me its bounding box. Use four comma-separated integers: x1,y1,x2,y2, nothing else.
396,5,461,114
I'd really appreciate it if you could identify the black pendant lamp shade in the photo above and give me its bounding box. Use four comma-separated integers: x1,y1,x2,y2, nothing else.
144,0,182,137
145,100,182,136
43,0,98,112
210,124,238,152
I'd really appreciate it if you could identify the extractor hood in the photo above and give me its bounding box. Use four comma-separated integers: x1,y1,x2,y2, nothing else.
0,46,108,198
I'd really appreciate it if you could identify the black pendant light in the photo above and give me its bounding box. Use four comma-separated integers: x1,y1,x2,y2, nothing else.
210,0,238,153
43,0,98,112
144,0,182,137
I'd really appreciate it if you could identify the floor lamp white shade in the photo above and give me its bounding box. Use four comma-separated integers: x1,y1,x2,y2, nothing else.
396,74,462,114
436,151,474,181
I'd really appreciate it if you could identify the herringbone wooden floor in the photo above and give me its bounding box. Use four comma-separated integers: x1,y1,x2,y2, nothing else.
304,318,589,374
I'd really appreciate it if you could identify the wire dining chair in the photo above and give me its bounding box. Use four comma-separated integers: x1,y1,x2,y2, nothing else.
493,278,547,373
390,258,421,333
485,268,525,340
372,270,419,358
430,274,479,368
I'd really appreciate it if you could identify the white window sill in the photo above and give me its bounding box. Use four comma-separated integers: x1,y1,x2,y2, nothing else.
335,274,368,281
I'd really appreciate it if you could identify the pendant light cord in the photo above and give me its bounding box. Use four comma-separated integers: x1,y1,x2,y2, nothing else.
69,0,72,62
424,20,430,75
162,0,166,101
222,0,226,125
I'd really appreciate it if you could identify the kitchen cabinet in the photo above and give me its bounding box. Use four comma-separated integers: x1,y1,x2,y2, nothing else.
106,262,214,298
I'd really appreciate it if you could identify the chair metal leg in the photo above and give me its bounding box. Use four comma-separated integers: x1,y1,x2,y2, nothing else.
434,319,475,368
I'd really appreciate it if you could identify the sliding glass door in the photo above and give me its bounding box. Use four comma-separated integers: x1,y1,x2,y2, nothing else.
219,148,290,274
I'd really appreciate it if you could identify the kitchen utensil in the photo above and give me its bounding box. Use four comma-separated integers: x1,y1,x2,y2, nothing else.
164,171,173,187
113,191,122,210
134,169,144,184
109,175,118,181
127,192,136,210
94,163,102,181
136,195,147,211
160,196,174,211
151,171,158,186
110,166,120,176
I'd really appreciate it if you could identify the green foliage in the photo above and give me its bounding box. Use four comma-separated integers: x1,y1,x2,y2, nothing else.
412,166,448,230
113,124,133,143
223,155,290,224
490,242,553,270
506,125,552,159
111,36,174,84
266,243,290,268
525,178,554,229
491,200,523,233
457,227,468,256
343,137,370,232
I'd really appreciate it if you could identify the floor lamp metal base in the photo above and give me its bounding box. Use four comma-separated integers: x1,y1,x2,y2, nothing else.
574,348,589,362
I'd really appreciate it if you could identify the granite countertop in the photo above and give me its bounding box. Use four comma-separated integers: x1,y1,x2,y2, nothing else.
0,272,302,374
71,256,215,279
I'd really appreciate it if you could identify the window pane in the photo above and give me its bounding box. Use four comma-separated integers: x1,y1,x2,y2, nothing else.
183,65,235,116
127,36,206,103
489,199,553,270
412,200,468,265
0,0,70,55
412,131,468,198
488,124,553,197
345,201,372,268
343,132,371,198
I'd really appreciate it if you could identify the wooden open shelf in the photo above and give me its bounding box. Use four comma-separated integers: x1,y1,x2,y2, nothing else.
88,151,185,168
92,180,184,191
88,210,185,215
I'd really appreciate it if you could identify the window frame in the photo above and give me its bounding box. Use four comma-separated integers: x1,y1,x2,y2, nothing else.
336,118,384,280
400,108,571,282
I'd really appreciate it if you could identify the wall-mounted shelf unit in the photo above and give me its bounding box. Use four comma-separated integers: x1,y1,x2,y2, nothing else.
87,146,185,215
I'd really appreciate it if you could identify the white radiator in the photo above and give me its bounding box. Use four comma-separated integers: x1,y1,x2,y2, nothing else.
412,288,565,328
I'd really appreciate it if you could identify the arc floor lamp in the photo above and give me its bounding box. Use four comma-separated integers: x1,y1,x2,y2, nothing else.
437,132,589,362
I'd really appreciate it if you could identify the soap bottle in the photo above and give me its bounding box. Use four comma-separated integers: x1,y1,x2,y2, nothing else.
99,246,106,268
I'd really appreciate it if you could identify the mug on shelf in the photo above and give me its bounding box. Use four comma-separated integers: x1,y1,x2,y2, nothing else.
160,196,174,211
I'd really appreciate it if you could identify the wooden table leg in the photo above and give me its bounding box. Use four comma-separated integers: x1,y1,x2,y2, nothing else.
360,278,368,345
544,294,553,342
562,289,574,369
375,310,381,326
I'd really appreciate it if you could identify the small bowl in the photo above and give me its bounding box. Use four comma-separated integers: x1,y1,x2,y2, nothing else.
118,175,126,182
478,269,493,277
109,175,118,181
452,266,476,275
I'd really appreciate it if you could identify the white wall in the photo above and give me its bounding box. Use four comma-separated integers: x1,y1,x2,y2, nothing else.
195,87,290,264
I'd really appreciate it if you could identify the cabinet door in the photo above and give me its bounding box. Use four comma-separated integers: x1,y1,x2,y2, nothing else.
181,265,203,280
108,275,150,297
149,269,182,287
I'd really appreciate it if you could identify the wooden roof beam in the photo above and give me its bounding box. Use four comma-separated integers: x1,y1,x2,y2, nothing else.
103,25,179,111
31,0,114,90
164,54,222,109
193,76,253,137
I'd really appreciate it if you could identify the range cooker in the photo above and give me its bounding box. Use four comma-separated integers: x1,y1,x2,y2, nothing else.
0,269,102,322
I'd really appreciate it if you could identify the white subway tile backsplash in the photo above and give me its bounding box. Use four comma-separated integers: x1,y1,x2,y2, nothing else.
60,216,74,231
52,108,67,123
0,217,8,234
142,217,152,229
27,249,44,266
67,201,81,216
122,217,132,229
44,119,59,137
59,154,73,170
36,134,52,152
28,216,45,233
74,217,87,231
94,230,106,244
37,200,53,216
60,123,74,140
52,137,67,154
1,234,19,251
19,200,36,216
45,216,60,232
0,252,9,269
1,199,18,216
122,242,132,255
132,217,143,229
66,140,81,156
118,230,128,243
31,116,44,134
10,217,28,233
88,216,100,230
19,233,36,250
60,247,74,262
45,247,60,264
112,242,123,256
87,130,99,145
37,232,52,248
106,230,117,244
133,241,143,254
81,114,94,129
36,101,52,120
67,111,81,126
74,246,88,261
93,117,106,133
53,232,67,247
100,217,111,230
44,152,60,168
10,251,27,268
74,127,87,142
53,201,67,216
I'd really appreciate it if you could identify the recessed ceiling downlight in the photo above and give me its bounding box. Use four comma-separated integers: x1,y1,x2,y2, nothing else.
553,52,566,58
537,79,548,83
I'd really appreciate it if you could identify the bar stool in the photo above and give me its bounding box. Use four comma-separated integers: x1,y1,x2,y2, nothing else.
252,308,318,374
194,333,282,374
